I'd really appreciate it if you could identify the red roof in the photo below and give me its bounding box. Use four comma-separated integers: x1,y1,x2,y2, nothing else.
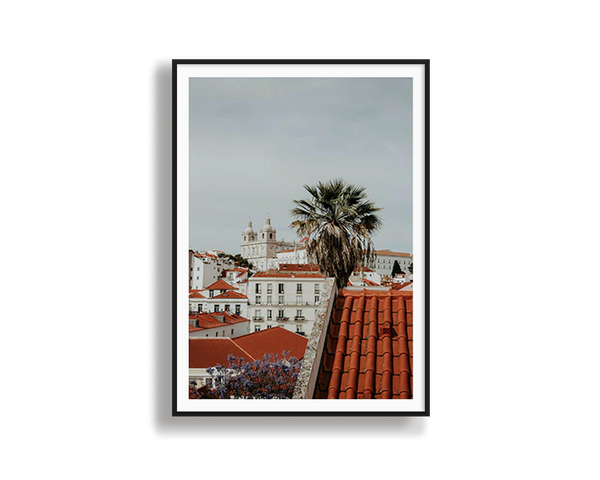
232,327,308,361
391,282,413,290
314,289,413,399
189,312,250,329
278,263,320,272
375,249,412,258
189,327,309,368
189,339,253,368
277,247,306,253
251,270,324,279
212,291,247,299
189,290,206,298
205,279,236,290
363,278,380,286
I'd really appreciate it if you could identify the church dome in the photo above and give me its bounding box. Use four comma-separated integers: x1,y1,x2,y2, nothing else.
244,220,255,235
261,215,275,233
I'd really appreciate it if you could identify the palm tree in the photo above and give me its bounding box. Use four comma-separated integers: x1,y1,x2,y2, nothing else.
290,179,383,289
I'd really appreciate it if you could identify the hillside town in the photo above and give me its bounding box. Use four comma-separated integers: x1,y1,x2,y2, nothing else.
189,215,414,399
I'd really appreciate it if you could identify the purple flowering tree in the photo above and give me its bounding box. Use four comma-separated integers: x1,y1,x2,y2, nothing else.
190,352,302,399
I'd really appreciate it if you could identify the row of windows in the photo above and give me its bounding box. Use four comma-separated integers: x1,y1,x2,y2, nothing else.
195,304,242,315
254,295,319,305
255,283,320,294
252,309,305,320
243,233,274,242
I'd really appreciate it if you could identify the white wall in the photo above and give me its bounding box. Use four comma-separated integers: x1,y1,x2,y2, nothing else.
189,321,250,338
247,276,324,336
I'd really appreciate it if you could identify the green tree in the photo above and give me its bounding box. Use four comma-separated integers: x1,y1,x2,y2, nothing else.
290,179,383,289
391,260,402,277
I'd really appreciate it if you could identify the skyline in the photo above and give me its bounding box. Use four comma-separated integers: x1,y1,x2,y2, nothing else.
189,77,413,255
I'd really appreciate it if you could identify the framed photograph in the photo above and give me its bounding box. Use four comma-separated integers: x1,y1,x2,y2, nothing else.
173,59,429,416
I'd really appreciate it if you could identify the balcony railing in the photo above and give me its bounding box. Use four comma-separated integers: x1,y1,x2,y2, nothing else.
262,301,315,307
294,316,306,321
252,316,264,322
276,317,289,322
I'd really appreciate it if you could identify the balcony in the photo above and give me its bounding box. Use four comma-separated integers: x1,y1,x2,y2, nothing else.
294,316,306,321
252,316,264,322
276,317,289,322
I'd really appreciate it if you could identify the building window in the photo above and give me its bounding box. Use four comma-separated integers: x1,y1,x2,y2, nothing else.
214,305,220,312
255,309,262,318
278,310,284,319
296,284,302,293
296,309,302,317
315,284,320,294
315,296,320,304
266,295,272,305
296,325,303,334
255,326,261,332
209,290,214,298
255,296,261,305
255,283,262,294
278,295,284,305
225,304,230,311
216,332,218,337
278,283,284,294
267,283,273,293
231,329,234,335
267,325,272,329
267,310,272,320
296,295,302,305
235,304,240,315
269,233,273,239
198,305,203,313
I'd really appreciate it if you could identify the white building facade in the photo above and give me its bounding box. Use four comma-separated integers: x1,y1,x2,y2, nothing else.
246,271,328,337
189,251,235,290
373,249,413,277
240,216,304,271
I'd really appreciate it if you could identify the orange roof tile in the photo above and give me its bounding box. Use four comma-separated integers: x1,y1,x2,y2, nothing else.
189,327,309,368
212,291,248,299
189,339,253,368
314,289,413,399
375,249,412,258
233,327,308,360
205,279,236,290
189,290,206,298
278,263,320,272
251,270,324,279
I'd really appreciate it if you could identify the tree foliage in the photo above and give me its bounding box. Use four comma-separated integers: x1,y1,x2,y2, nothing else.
391,260,402,277
218,252,253,269
190,353,302,399
290,179,383,289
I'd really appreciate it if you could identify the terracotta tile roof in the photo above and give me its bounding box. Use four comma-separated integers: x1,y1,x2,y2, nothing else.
363,278,380,286
205,279,236,290
314,289,413,399
278,263,320,272
277,247,306,254
189,290,206,298
189,327,308,368
189,339,253,368
375,249,412,258
251,270,324,279
233,327,308,360
212,291,248,299
391,282,413,290
189,312,250,329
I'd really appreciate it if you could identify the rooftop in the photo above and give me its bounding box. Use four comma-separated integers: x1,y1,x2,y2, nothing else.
251,270,324,279
278,263,320,272
189,326,309,368
212,291,248,299
375,249,412,258
314,289,413,399
204,279,236,291
234,327,308,361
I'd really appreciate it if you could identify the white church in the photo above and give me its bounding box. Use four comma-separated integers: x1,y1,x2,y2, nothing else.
240,216,307,271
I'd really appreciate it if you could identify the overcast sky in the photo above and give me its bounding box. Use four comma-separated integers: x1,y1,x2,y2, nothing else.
189,77,412,255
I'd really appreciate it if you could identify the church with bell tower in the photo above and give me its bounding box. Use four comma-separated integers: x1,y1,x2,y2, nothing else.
240,215,301,271
240,216,278,271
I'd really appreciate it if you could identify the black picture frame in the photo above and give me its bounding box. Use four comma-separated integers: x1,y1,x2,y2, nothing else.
172,59,429,416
